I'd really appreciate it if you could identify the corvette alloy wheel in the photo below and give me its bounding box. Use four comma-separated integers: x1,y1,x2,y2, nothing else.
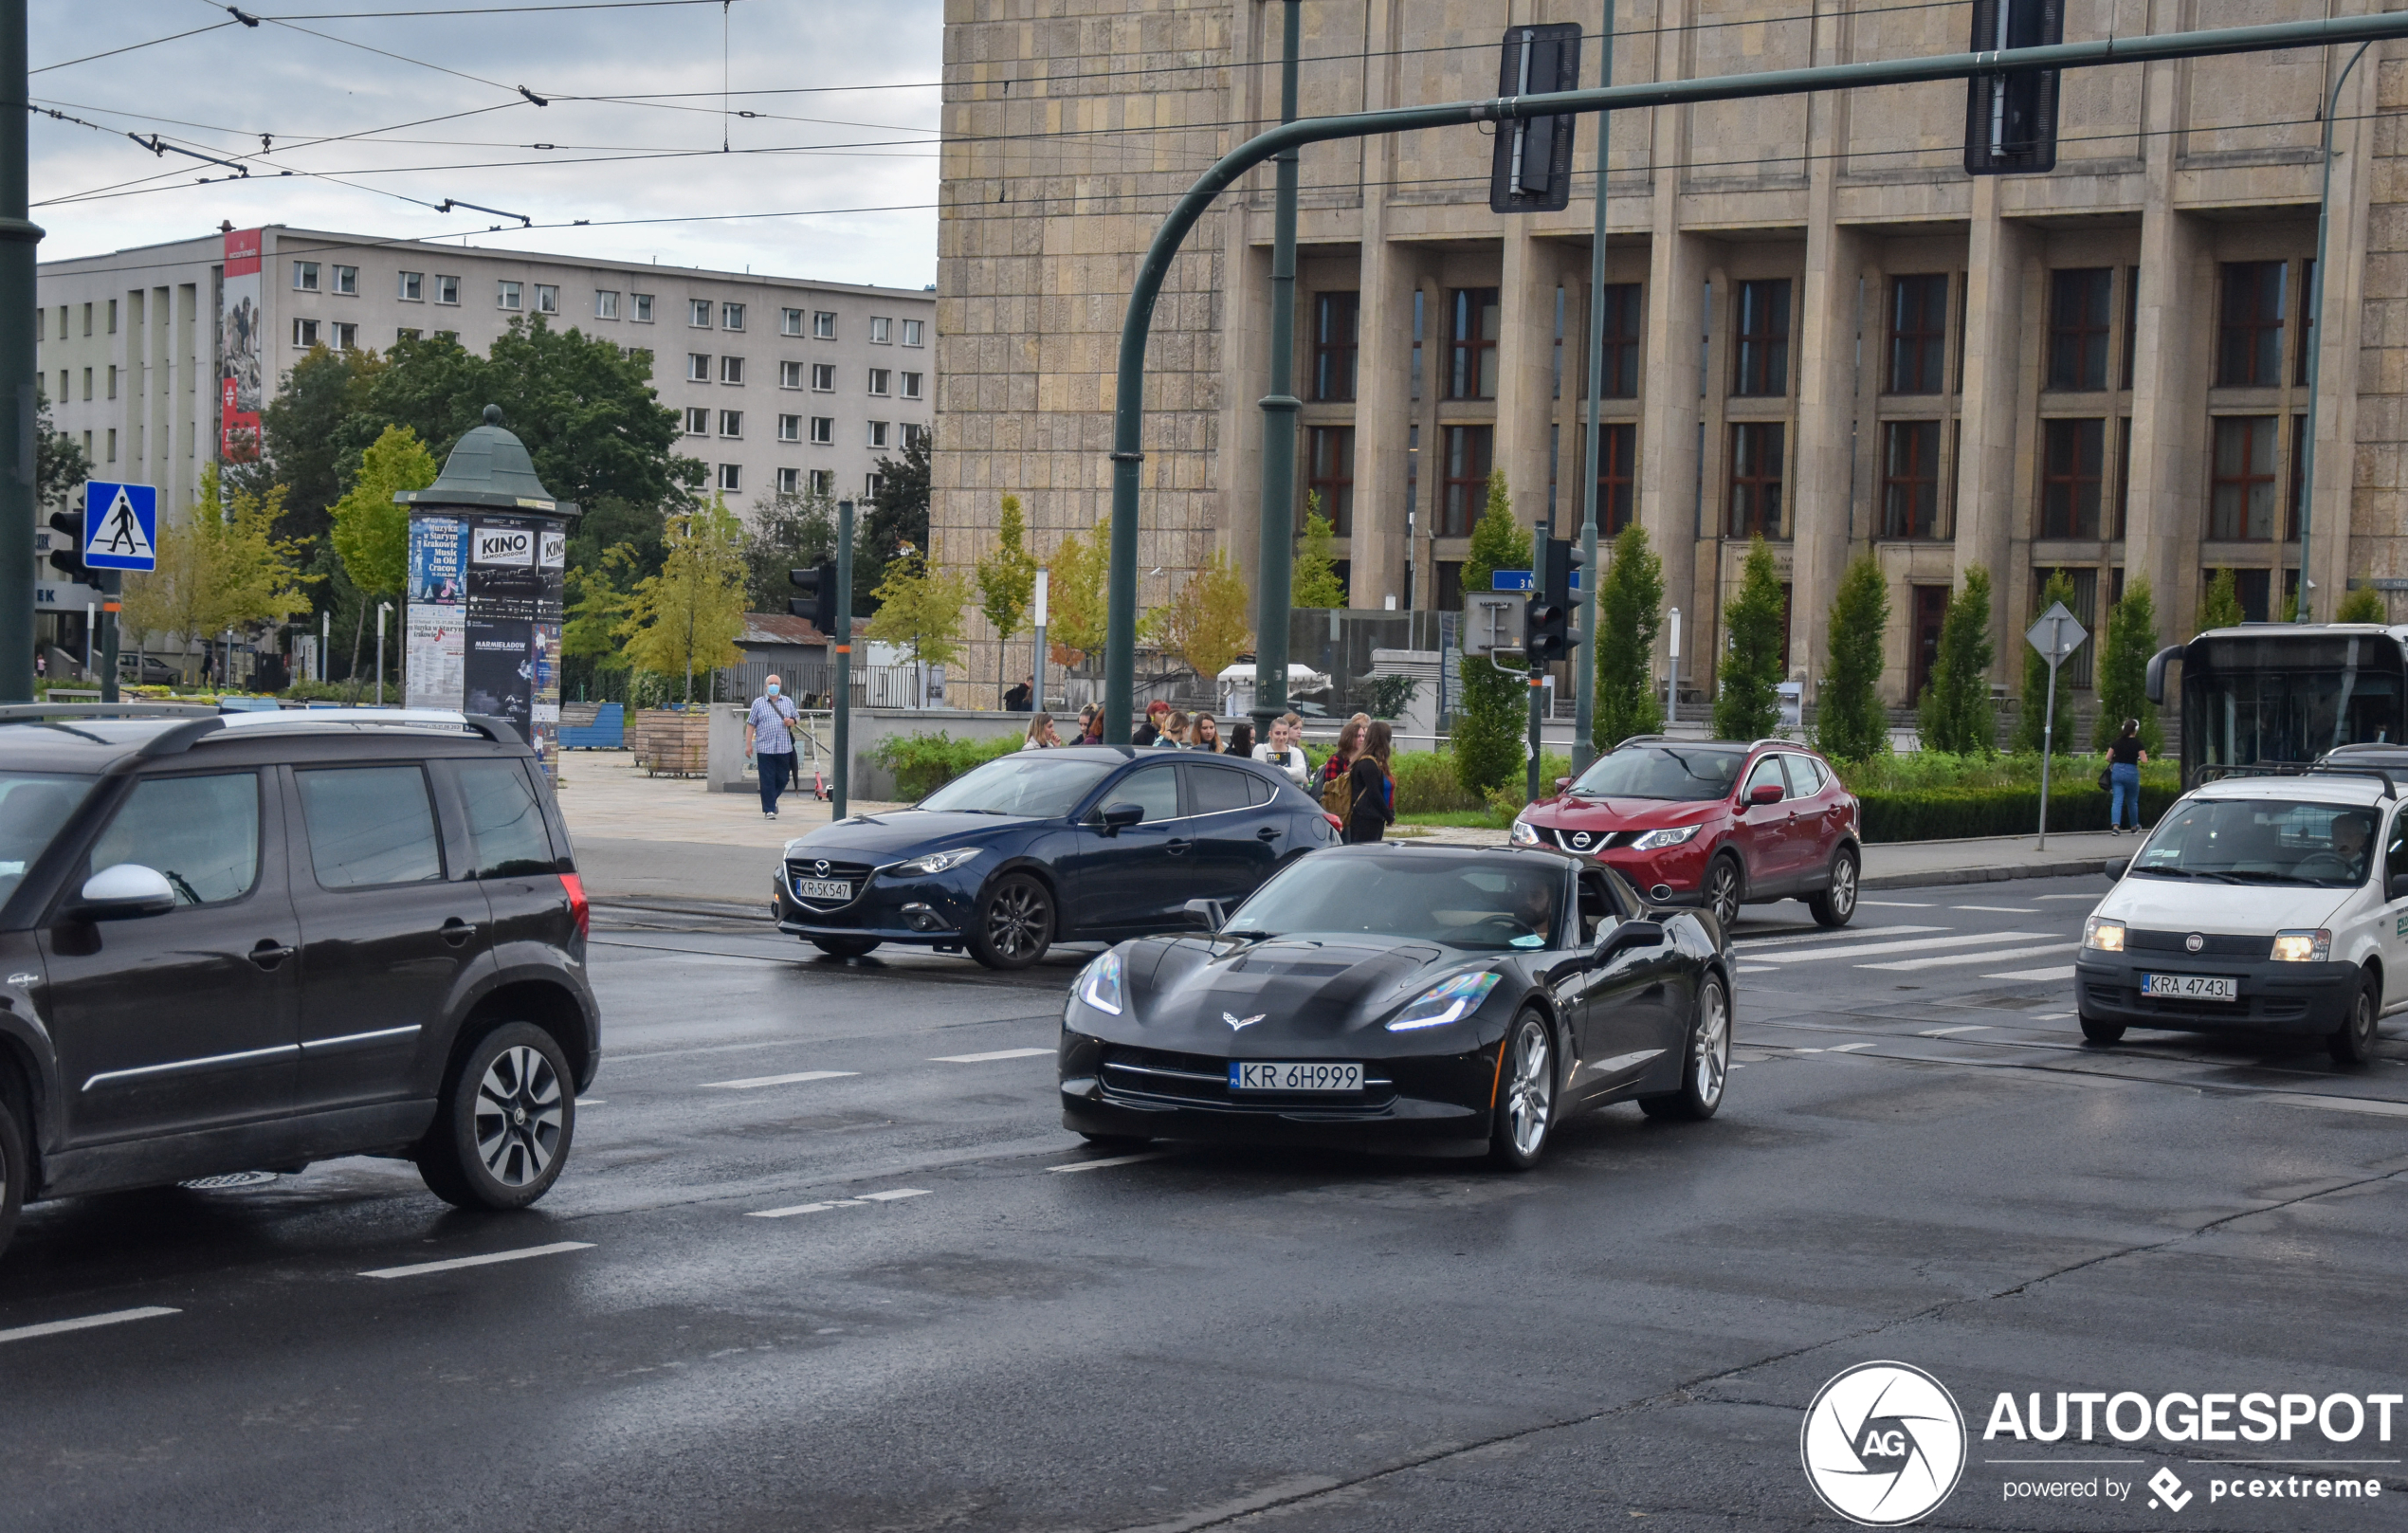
1490,1012,1555,1170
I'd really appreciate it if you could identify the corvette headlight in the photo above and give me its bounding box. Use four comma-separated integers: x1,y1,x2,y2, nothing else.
1631,823,1702,851
2083,916,2125,953
1077,950,1124,1014
1509,818,1540,847
1386,971,1503,1031
890,847,979,877
2271,928,2331,963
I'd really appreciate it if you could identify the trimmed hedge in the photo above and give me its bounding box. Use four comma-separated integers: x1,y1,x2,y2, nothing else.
872,731,1024,800
1856,781,2180,843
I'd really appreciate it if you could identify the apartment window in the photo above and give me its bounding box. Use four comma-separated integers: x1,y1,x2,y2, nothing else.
719,410,742,438
777,413,801,442
1312,291,1359,403
684,407,709,435
1881,420,1943,538
2038,418,2105,538
809,469,833,496
813,311,837,339
1727,422,1785,537
79,367,90,401
332,265,358,296
497,281,521,311
294,262,320,292
1595,283,1642,398
869,316,891,344
396,328,421,344
867,421,889,449
777,466,800,495
105,429,116,464
865,472,885,500
2218,261,2288,388
686,353,711,382
52,370,63,404
1448,287,1500,400
809,416,832,446
527,283,555,315
292,318,319,348
867,368,890,396
900,371,922,400
330,321,357,351
721,302,745,331
2209,415,2279,540
719,464,742,492
80,301,90,337
780,360,804,389
632,293,653,322
1888,275,1949,394
2296,259,2318,387
1732,280,1792,397
902,319,924,347
2047,268,2113,391
105,299,117,334
52,305,62,340
594,289,619,319
1596,423,1637,535
2289,412,2308,540
1305,425,1355,535
1439,425,1494,537
811,363,834,392
105,365,116,400
720,356,745,385
399,270,424,301
902,423,927,451
434,274,460,305
690,299,714,327
2232,568,2273,624
81,430,89,460
781,307,804,337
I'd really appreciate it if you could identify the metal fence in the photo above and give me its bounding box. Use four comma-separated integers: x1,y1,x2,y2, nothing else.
716,659,923,710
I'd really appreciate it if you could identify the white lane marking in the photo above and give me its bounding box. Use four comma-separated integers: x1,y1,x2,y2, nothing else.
1736,924,1946,953
1952,904,2039,913
359,1242,593,1280
2030,1010,2074,1019
1861,942,2074,973
748,1188,932,1218
1048,1151,1172,1173
701,1069,858,1090
1754,930,2052,964
1795,1042,1876,1054
1737,964,1778,974
1980,964,2080,982
2264,1093,2408,1119
1920,1025,1993,1037
930,1048,1052,1064
2036,894,2102,902
576,1098,606,1106
0,1305,180,1345
1857,900,1934,908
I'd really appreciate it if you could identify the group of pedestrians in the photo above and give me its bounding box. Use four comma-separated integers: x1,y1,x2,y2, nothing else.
1316,714,1396,845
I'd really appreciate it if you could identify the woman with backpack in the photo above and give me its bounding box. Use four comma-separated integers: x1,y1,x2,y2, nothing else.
1318,718,1362,824
1345,721,1396,844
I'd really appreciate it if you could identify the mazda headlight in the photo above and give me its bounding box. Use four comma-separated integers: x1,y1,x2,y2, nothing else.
2271,928,2331,963
2083,916,2125,953
1631,823,1702,851
1386,971,1503,1031
890,847,979,877
1509,818,1540,848
1076,950,1124,1014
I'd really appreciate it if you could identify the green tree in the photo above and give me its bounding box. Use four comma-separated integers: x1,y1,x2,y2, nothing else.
1143,548,1253,683
1290,495,1347,609
2336,586,2390,624
564,543,643,691
2198,567,2244,632
864,546,975,670
125,465,317,671
571,495,670,588
1593,521,1666,749
1917,565,1997,755
328,425,436,603
620,495,749,702
739,486,837,612
1045,517,1110,666
1460,470,1530,596
34,388,90,511
258,343,383,541
2014,570,2085,754
1815,555,1892,763
1713,537,1787,741
2094,576,2162,755
864,426,932,578
1452,469,1532,796
976,494,1038,697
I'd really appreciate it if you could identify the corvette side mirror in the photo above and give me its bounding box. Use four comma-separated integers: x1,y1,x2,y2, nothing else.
1097,802,1144,837
1182,897,1226,932
1596,919,1665,960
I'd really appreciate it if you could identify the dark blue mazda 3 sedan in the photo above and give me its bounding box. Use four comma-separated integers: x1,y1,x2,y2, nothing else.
773,746,1342,969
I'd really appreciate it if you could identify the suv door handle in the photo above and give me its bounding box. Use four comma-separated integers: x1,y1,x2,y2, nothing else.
1166,838,1193,855
440,917,476,947
1256,825,1282,841
248,940,295,971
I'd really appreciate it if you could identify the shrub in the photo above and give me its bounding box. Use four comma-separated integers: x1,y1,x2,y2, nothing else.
2336,586,2388,624
1855,781,2179,843
2198,567,2243,632
1594,521,1666,750
1391,750,1484,813
2093,577,2162,755
1918,566,1996,755
1815,554,1890,764
872,730,1022,800
1713,537,1785,741
2014,569,2081,755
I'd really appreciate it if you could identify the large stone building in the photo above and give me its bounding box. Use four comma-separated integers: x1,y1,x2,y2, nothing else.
936,0,2405,715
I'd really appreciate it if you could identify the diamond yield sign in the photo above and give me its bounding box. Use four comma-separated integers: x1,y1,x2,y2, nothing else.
81,481,157,573
2024,599,2087,662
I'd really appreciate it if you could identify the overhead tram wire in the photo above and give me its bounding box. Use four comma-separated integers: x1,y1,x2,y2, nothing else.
31,20,240,75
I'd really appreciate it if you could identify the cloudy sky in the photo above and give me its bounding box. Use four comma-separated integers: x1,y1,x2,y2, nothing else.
29,0,943,286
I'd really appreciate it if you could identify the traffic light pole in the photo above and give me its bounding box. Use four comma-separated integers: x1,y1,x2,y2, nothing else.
1098,9,2408,736
1571,0,1614,776
1249,0,1302,747
100,572,117,703
833,498,853,820
0,0,38,703
1527,521,1549,804
2295,39,2371,625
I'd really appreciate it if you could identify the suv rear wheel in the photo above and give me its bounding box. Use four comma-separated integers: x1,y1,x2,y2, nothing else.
417,1023,576,1210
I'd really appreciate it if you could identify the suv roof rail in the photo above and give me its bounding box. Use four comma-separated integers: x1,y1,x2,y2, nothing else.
2200,760,2397,799
211,707,523,745
0,702,217,723
1747,738,1793,751
2303,763,2400,799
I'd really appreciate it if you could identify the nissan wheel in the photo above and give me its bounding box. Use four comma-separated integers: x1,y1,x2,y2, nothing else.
416,1023,576,1211
966,873,1055,970
1487,1011,1557,1171
2329,973,2382,1065
1641,974,1730,1122
1705,854,1743,930
1808,847,1858,928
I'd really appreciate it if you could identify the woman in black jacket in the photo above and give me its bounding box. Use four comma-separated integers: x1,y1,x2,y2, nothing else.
1345,721,1396,844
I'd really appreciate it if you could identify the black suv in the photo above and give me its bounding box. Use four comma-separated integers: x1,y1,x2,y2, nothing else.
0,705,599,1260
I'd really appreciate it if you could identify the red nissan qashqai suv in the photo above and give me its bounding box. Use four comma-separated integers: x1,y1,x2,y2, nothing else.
1511,737,1862,930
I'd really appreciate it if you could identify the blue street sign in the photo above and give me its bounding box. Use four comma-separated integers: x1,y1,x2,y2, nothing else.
1490,569,1583,592
82,481,158,572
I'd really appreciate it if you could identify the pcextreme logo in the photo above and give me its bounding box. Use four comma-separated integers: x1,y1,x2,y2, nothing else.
1800,1361,1969,1525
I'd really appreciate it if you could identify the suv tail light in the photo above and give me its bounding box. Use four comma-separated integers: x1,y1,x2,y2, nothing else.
560,872,590,939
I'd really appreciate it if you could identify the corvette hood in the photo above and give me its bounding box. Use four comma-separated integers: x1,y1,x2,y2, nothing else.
1122,933,1470,1049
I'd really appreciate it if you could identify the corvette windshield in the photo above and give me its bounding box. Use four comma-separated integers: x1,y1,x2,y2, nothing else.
1226,855,1562,951
918,755,1117,817
2131,798,2380,887
1570,746,1744,801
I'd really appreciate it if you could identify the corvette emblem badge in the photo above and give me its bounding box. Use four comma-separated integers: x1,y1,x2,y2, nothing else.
1224,1012,1265,1031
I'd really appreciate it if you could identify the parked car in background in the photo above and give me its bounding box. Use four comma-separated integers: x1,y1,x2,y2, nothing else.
117,653,180,685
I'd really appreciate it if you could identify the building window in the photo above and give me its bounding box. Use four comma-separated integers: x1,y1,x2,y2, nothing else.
2296,259,2317,387
2289,412,2308,540
434,274,460,305
522,283,552,315
332,265,358,296
719,464,742,492
777,466,800,495
2046,268,2113,391
809,469,833,496
1312,291,1359,403
330,321,357,351
2210,415,2279,540
105,365,116,400
689,299,714,327
495,281,520,311
1732,280,1791,397
2217,261,2288,388
398,271,424,301
1727,422,1785,537
867,421,889,449
2113,417,2133,539
105,299,116,334
867,368,890,396
1595,283,1641,399
292,318,319,348
2122,266,2140,391
721,302,745,331
294,261,320,291
397,328,420,344
720,356,745,385
777,413,801,442
719,410,742,438
105,429,116,464
869,316,891,344
632,293,653,322
781,307,803,337
2038,418,2105,538
901,371,922,400
1437,425,1494,538
780,360,804,389
810,416,832,445
1596,423,1636,534
865,472,885,500
593,289,619,320
80,367,90,401
686,353,711,382
902,423,926,451
1887,275,1949,394
811,363,834,392
813,311,837,339
1305,425,1354,535
684,407,709,435
1881,420,1943,538
902,319,924,347
1448,287,1500,400
81,301,90,336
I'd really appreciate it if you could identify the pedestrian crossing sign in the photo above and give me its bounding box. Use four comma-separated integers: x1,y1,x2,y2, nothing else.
82,481,158,572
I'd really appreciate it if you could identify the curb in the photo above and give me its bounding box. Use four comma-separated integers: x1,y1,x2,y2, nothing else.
1861,856,2111,891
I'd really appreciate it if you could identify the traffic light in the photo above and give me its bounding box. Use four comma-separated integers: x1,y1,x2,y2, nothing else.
1488,23,1581,214
46,510,95,588
1964,0,2063,174
1523,537,1573,663
788,562,839,633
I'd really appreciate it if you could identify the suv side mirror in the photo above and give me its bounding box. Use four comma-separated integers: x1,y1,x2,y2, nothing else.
72,863,177,921
1182,897,1226,932
1553,776,1572,794
1596,919,1665,960
1747,783,1783,807
1096,802,1145,838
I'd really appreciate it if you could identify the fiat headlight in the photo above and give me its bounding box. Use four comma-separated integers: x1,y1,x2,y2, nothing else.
1631,823,1702,852
1076,950,1124,1014
1386,971,1503,1031
2083,916,2125,953
891,847,979,877
2271,928,2331,963
1509,818,1540,848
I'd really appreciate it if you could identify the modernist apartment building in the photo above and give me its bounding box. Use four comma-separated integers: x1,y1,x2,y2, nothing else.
935,0,2406,710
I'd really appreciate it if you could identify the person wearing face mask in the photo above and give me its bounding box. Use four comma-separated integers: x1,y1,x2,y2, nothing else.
745,673,802,820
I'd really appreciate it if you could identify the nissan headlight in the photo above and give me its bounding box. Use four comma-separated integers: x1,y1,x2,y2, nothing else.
1631,823,1702,852
1076,950,1124,1014
890,847,979,877
2082,916,2125,953
1509,818,1540,848
1386,971,1503,1031
2271,928,2331,963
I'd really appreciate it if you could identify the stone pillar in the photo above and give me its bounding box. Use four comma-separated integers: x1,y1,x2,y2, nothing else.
1354,233,1413,612
1792,220,1863,694
1954,177,2034,668
1495,223,1556,537
1640,219,1708,702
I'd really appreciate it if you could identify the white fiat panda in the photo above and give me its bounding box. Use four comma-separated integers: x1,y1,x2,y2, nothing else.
2076,759,2405,1064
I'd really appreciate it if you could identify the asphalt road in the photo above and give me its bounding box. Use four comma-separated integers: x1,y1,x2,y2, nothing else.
5,875,2406,1533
